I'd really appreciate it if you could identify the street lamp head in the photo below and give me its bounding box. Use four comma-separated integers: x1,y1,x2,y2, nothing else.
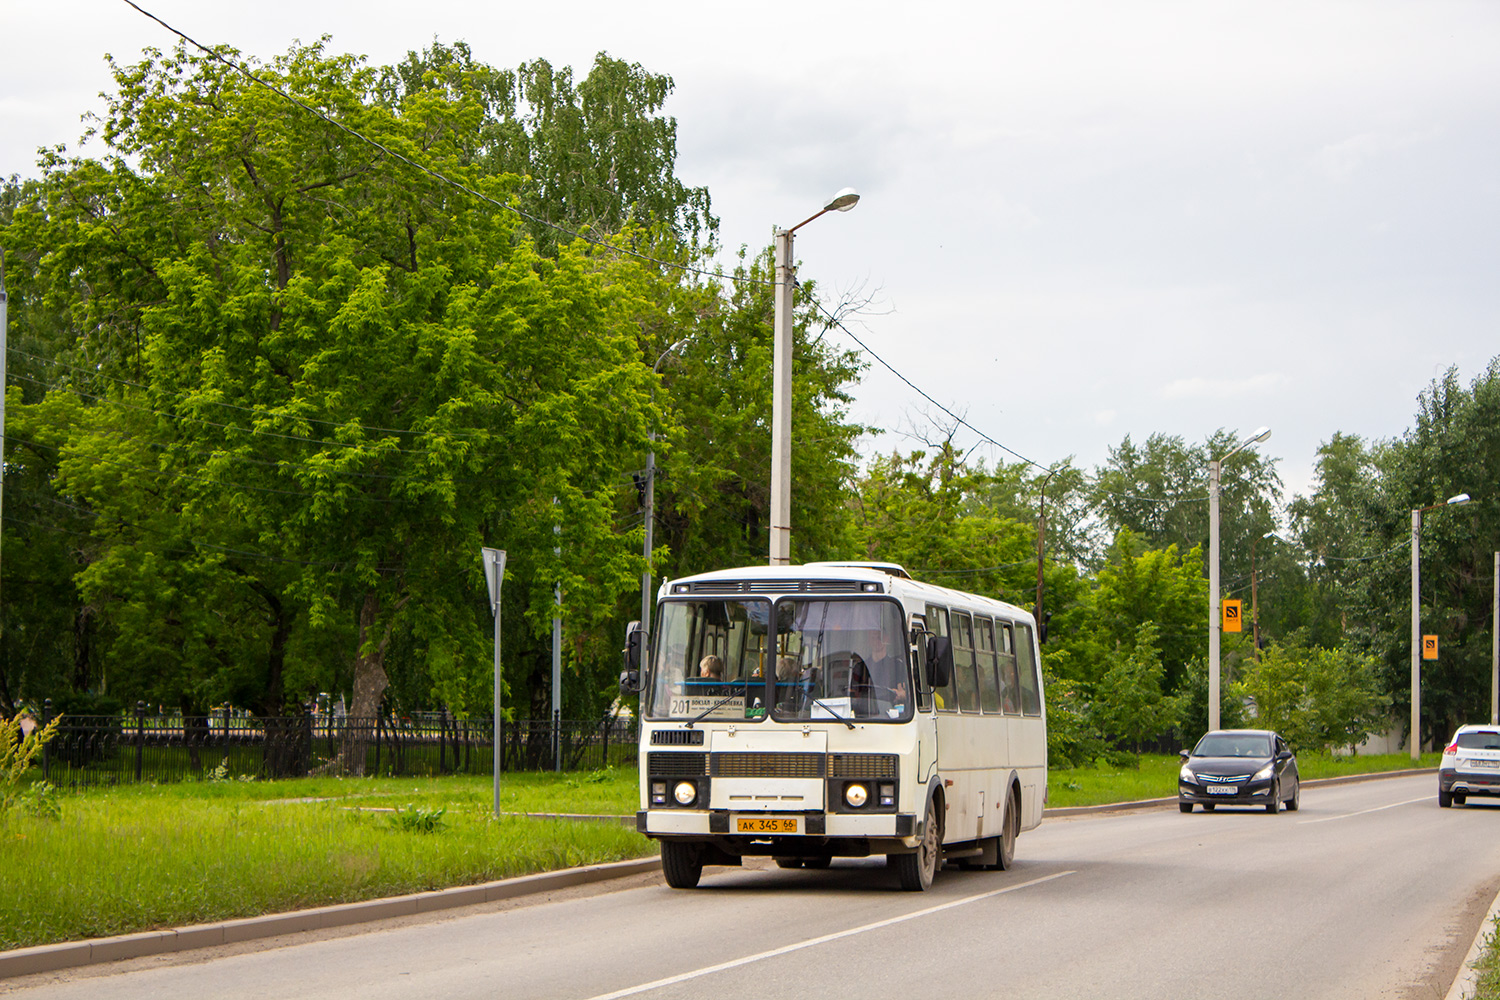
1249,426,1272,444
823,187,861,213
1447,493,1472,506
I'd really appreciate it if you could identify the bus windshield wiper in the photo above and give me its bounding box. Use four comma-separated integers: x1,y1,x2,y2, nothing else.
808,697,856,730
685,693,741,728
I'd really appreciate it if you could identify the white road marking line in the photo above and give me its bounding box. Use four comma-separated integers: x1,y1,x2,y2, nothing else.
581,870,1077,1000
1298,795,1433,824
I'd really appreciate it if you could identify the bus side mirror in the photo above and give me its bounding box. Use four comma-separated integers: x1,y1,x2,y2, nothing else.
620,622,644,694
925,636,953,689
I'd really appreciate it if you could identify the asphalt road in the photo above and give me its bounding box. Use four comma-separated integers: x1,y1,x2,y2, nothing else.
7,773,1497,999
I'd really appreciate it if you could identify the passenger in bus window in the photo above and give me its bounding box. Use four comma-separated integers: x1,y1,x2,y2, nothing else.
699,655,724,680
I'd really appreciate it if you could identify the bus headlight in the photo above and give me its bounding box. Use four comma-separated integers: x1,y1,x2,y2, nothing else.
674,781,698,806
845,783,869,808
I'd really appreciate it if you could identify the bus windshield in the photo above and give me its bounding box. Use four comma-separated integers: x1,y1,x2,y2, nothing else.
642,596,912,723
770,599,912,723
643,599,774,722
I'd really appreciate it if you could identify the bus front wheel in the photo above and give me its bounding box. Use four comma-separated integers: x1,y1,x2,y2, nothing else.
892,798,940,891
661,841,704,889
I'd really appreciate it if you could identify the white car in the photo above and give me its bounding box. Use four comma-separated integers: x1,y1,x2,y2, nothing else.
1438,725,1500,807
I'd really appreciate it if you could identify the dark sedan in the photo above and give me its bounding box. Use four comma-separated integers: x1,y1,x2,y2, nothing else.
1179,729,1300,814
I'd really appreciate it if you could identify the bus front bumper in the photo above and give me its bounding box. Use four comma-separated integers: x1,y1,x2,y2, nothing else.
638,809,920,848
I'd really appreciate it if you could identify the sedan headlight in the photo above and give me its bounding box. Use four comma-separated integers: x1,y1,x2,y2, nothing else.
1253,764,1275,782
1179,765,1196,783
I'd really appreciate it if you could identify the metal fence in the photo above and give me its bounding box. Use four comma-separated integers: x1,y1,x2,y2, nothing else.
31,701,638,788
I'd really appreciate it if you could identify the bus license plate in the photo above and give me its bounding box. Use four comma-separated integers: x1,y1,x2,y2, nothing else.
735,815,801,835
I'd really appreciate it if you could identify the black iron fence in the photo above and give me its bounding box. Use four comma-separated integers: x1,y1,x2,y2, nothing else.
31,701,638,788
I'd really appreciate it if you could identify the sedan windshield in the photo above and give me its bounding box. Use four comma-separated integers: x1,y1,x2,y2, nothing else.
1193,734,1272,758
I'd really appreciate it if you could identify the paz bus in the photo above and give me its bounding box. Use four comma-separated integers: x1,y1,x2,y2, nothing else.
619,561,1047,891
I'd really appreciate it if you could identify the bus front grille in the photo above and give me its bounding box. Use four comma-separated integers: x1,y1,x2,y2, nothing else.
829,753,899,779
711,752,826,778
648,752,709,776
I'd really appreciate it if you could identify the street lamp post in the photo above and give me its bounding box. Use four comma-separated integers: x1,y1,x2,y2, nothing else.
1411,492,1471,760
640,338,691,635
1209,426,1271,732
769,188,860,566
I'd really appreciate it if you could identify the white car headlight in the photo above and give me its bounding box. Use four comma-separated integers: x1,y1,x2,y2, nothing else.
1253,764,1275,782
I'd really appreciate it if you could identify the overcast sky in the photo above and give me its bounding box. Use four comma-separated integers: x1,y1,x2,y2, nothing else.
4,1,1498,504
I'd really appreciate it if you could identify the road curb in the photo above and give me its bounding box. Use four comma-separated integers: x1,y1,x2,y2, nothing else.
1043,766,1437,817
1447,883,1500,1000
0,856,662,980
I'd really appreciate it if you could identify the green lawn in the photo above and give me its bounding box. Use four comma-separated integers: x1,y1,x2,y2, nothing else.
0,754,1439,953
0,771,647,952
1046,751,1438,808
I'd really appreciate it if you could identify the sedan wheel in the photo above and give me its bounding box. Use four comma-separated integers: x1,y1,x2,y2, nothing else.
1285,781,1300,812
1180,802,1194,813
1266,781,1281,814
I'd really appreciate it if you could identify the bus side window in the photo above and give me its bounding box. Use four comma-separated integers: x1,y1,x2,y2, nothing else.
926,604,953,712
976,617,1000,713
1015,623,1043,716
952,612,979,713
997,622,1021,715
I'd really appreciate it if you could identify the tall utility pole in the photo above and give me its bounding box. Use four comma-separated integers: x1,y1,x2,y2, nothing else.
1035,466,1059,639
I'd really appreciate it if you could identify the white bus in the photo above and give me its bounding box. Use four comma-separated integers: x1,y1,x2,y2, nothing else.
620,561,1047,891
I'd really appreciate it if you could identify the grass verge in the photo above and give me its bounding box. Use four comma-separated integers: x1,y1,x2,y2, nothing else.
0,771,648,952
0,754,1439,952
1046,751,1440,808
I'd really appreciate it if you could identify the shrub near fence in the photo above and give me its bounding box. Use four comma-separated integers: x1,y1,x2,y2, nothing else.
32,701,638,787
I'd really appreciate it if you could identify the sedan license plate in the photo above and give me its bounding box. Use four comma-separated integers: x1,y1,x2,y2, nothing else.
1206,785,1238,795
735,815,801,835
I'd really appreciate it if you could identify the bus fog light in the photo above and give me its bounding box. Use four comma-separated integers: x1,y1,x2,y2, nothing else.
878,783,895,807
651,782,668,805
673,781,697,805
845,783,869,808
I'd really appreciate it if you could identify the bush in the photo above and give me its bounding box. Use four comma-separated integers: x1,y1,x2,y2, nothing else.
1242,636,1390,753
2,714,61,814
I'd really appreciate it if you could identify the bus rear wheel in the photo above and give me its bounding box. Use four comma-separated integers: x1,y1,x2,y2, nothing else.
892,798,940,891
661,841,704,889
993,793,1018,871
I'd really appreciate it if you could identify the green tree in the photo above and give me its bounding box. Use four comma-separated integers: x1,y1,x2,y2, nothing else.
1342,361,1500,749
1,39,677,770
1242,637,1390,753
1087,622,1182,753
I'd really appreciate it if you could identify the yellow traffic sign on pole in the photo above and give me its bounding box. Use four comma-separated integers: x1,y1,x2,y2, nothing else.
1423,634,1439,660
1223,600,1243,633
